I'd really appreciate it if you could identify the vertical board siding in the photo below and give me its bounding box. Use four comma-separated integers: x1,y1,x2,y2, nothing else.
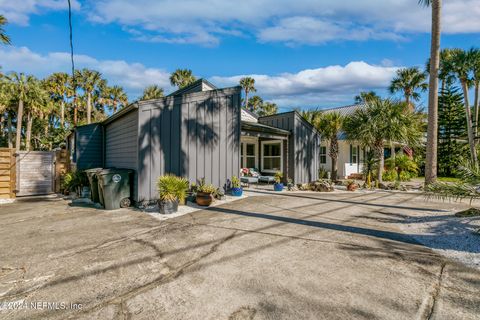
137,87,241,202
105,109,139,200
75,124,103,169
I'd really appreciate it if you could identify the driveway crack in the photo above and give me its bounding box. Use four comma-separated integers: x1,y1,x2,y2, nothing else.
419,262,446,320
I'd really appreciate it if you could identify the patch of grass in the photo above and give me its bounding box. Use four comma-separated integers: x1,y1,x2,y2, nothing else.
454,208,480,217
437,176,462,183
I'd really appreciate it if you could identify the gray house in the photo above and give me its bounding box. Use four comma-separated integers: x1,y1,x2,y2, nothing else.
69,79,320,204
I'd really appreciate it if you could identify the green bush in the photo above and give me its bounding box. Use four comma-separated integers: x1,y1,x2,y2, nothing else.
382,169,397,182
197,178,217,194
157,174,189,202
63,170,88,192
231,176,241,188
274,171,283,184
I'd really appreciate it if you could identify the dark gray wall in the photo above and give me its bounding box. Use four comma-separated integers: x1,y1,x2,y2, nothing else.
258,112,320,184
137,87,241,202
74,123,103,170
105,109,139,200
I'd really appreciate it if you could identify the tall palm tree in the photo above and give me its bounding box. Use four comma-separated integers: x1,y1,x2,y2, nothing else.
76,69,103,124
24,80,47,151
0,15,11,45
315,112,344,181
140,85,164,100
45,72,69,128
300,109,321,124
103,85,128,113
354,91,379,104
257,102,278,117
422,0,442,185
239,77,256,109
469,48,480,137
7,73,37,151
343,99,423,184
247,95,263,112
450,49,478,165
169,69,196,89
389,67,428,109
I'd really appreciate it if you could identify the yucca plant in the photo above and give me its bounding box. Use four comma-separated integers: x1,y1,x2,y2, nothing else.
426,162,480,216
157,174,180,202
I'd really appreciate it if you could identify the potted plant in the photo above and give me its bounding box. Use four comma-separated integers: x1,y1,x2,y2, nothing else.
157,174,188,214
176,177,189,205
287,178,295,191
215,189,226,200
187,182,197,203
273,171,284,191
346,180,358,191
231,176,243,196
196,179,217,206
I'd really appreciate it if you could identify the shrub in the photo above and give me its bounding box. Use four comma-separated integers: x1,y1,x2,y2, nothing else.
63,170,88,192
231,176,241,188
382,169,397,182
157,174,189,202
274,171,283,184
318,167,328,179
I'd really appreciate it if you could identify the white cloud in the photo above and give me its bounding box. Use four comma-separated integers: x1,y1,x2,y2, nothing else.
0,0,80,25
86,0,480,46
0,46,400,107
0,46,172,98
211,61,399,108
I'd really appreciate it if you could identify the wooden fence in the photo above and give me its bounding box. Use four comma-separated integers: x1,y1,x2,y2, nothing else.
0,148,16,199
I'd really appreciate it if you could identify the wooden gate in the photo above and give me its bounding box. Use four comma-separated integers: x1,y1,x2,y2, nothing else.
16,151,55,196
0,148,15,199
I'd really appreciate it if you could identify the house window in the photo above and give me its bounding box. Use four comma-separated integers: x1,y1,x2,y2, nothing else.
261,141,282,173
241,141,257,169
350,145,359,164
319,146,327,164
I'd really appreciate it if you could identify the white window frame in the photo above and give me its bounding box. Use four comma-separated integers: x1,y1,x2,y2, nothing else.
261,140,283,173
319,145,327,164
240,137,258,169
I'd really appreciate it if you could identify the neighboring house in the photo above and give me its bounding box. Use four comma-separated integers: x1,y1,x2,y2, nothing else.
320,104,365,179
69,79,321,205
320,104,409,179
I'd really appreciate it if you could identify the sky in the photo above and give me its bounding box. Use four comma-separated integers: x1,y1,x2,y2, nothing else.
0,0,479,112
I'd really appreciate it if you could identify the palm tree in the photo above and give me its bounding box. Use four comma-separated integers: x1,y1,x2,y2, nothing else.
422,0,442,185
169,69,196,89
343,99,423,184
450,49,478,165
140,85,164,100
239,77,256,109
300,109,321,124
389,67,428,109
103,85,128,113
354,91,379,104
24,80,47,151
469,48,480,137
45,72,69,128
247,95,263,112
7,73,37,151
0,15,11,45
315,112,344,181
257,102,278,117
76,69,103,124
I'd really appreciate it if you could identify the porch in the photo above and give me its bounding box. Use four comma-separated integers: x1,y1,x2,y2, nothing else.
240,121,290,182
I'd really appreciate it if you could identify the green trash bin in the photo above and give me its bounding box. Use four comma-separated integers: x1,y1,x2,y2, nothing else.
85,168,102,203
97,168,133,210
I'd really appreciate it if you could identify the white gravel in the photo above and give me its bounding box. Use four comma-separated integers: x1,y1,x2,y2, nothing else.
397,206,480,270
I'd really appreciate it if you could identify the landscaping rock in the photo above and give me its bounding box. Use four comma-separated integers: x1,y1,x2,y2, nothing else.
310,180,334,192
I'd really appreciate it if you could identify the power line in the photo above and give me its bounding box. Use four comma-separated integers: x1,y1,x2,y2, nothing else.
67,0,77,126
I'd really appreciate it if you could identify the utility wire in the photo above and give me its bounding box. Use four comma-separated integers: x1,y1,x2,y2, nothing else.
67,0,77,126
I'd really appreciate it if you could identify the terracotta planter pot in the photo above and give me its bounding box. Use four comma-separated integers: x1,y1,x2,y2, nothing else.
196,192,213,206
347,184,358,191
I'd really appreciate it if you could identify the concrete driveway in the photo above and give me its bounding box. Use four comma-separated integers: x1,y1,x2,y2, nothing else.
0,191,479,320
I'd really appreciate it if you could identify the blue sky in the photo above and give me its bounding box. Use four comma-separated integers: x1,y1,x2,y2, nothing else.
0,0,479,111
